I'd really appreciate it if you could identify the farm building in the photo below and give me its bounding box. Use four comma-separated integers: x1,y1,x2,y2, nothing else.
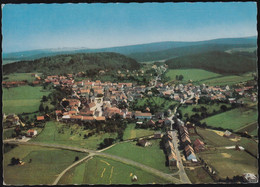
37,116,45,121
138,139,152,147
27,129,37,137
193,138,205,153
168,151,178,167
185,145,196,161
135,112,152,120
243,173,258,183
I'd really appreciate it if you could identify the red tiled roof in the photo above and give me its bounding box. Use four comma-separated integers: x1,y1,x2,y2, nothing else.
37,116,45,121
96,116,106,121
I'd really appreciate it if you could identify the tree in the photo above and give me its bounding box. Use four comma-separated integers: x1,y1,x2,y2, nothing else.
45,106,49,113
74,156,79,162
10,157,20,165
41,95,48,102
61,100,70,108
176,75,179,80
179,75,184,81
220,105,228,112
39,103,44,112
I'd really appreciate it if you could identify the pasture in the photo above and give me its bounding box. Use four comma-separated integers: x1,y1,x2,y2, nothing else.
185,167,214,184
197,149,258,179
165,69,221,83
3,73,41,82
3,145,87,185
202,73,254,86
30,121,117,150
123,123,155,140
104,139,171,173
200,107,257,131
3,85,51,114
58,156,170,185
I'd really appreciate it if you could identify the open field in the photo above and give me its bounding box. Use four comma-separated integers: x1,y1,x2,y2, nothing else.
3,128,15,139
3,145,87,185
238,137,258,157
3,85,51,114
197,149,258,179
165,69,221,83
58,156,171,185
196,127,236,147
135,96,178,112
30,121,117,150
123,123,155,140
179,103,231,120
200,107,257,131
3,73,41,82
236,122,258,136
185,167,214,184
104,139,171,173
202,73,254,86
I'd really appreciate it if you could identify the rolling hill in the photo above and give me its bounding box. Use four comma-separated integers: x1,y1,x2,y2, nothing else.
3,36,257,64
3,52,141,75
128,43,256,62
165,51,257,75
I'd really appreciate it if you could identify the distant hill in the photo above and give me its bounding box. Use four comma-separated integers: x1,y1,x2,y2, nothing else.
128,43,256,62
165,51,257,75
3,52,141,75
3,36,257,64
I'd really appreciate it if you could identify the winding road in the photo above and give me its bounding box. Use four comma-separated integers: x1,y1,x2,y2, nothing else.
3,140,183,184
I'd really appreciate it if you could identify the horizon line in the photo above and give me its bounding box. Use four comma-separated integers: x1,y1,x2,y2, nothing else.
3,35,257,54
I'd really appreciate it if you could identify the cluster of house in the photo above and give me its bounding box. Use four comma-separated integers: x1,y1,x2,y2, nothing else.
176,119,205,162
164,132,178,167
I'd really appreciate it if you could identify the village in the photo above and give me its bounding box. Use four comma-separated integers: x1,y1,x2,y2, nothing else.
3,63,258,184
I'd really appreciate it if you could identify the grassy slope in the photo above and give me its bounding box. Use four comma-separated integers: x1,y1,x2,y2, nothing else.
30,121,117,150
123,123,155,140
3,128,15,139
104,140,170,173
3,85,51,114
197,149,257,179
3,73,42,82
201,107,257,131
165,69,221,83
165,51,256,75
185,167,214,184
58,156,171,185
3,145,87,185
179,103,231,121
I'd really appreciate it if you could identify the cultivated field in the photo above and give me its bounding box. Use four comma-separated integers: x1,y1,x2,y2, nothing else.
197,149,258,179
185,167,214,184
30,121,117,150
196,127,236,147
123,123,155,140
104,139,171,173
3,85,51,114
202,73,254,86
58,156,171,184
3,145,87,185
200,107,257,131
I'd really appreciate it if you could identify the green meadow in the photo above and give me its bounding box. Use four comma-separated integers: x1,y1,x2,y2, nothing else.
3,145,87,185
58,156,171,185
3,73,41,82
104,139,171,174
30,121,117,150
201,107,257,131
3,85,51,114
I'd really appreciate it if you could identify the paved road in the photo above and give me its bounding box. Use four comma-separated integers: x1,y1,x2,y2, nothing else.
3,140,183,184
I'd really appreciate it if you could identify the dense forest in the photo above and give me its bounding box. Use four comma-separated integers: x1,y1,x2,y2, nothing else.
3,52,141,75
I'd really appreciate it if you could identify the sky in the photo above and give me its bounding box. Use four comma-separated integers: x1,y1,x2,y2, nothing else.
2,2,257,53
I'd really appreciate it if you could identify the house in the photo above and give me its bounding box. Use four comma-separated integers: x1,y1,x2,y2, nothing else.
27,129,37,137
138,139,152,147
168,151,178,167
37,116,45,121
181,134,191,145
147,120,155,127
154,131,162,139
193,138,205,153
223,130,232,138
135,112,152,120
87,102,96,111
95,116,106,121
185,145,196,161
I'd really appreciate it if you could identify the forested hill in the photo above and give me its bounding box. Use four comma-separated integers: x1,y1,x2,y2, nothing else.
165,51,257,75
3,52,141,75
